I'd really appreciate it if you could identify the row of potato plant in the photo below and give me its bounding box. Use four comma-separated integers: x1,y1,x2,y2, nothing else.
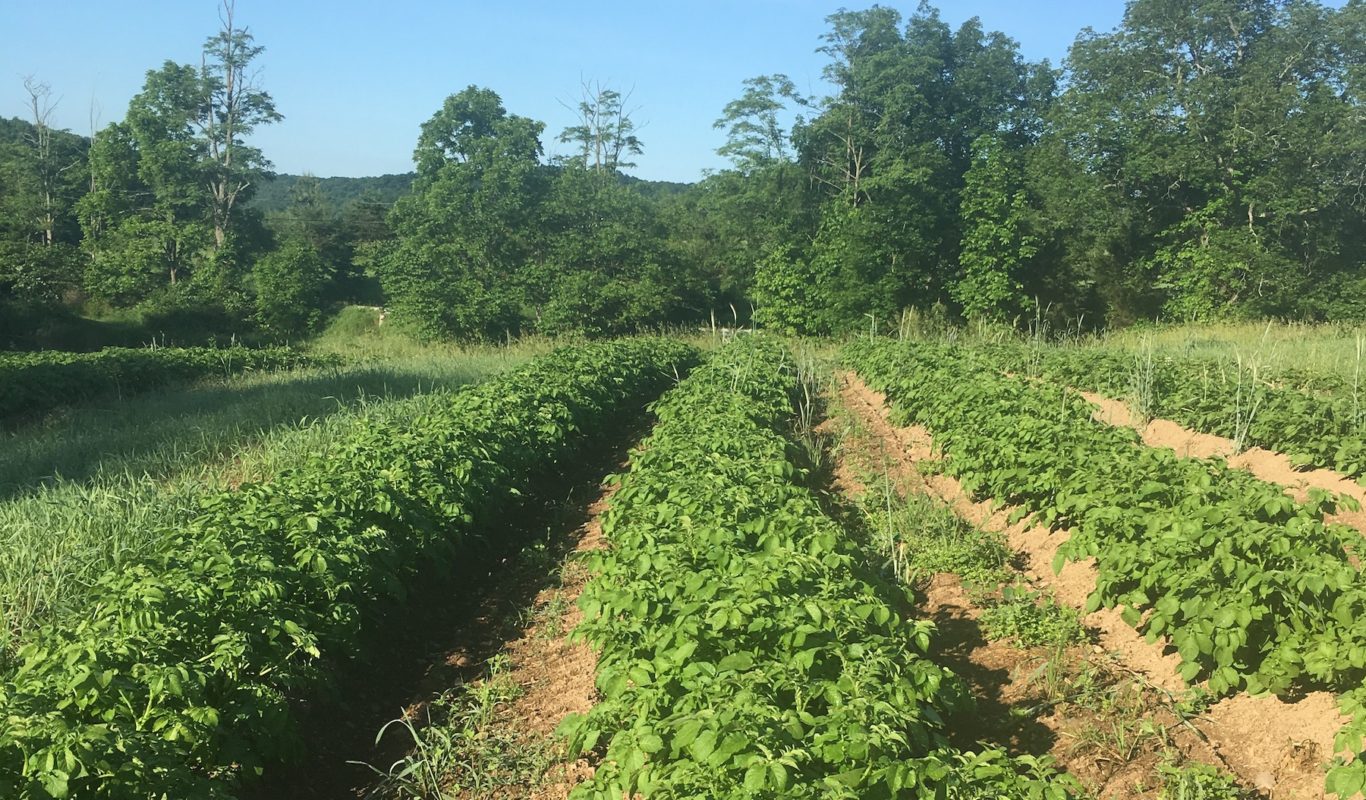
845,338,1366,796
0,338,698,799
973,341,1366,480
0,345,332,425
563,337,1073,798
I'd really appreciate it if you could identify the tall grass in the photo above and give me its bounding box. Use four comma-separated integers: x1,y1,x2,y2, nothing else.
1101,321,1366,382
0,307,548,660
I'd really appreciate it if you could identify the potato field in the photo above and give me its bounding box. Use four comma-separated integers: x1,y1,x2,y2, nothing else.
1,325,1364,800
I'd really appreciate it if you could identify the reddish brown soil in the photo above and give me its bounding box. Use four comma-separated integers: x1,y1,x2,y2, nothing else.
835,372,1347,800
507,487,615,800
1080,390,1366,534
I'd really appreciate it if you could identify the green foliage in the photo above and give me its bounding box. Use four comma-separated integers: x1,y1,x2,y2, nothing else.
379,86,546,340
252,241,331,337
248,172,414,215
0,338,697,798
0,242,82,305
0,345,322,426
1157,760,1252,800
979,587,1087,649
564,337,1077,798
974,341,1366,481
1041,0,1366,323
955,135,1038,322
846,337,1366,798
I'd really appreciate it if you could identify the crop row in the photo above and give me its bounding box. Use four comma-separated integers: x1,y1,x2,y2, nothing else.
0,338,698,799
846,338,1366,692
563,337,1072,798
972,341,1366,480
0,346,333,425
845,339,1366,794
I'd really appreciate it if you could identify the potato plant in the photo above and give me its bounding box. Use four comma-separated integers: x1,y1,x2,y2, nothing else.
973,342,1366,480
565,337,1074,798
845,338,1366,797
0,346,331,425
0,338,697,799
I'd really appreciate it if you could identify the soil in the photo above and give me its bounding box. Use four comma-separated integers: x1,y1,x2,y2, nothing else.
1080,390,1366,534
833,371,1348,800
508,485,614,800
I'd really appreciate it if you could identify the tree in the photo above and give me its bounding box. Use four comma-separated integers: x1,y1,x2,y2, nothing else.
954,135,1038,321
199,0,281,252
18,79,87,247
253,240,329,336
557,81,643,173
380,86,547,339
76,2,279,308
1042,0,1366,321
714,75,809,172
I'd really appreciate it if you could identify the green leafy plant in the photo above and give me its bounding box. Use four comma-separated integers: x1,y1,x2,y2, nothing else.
563,337,1078,798
0,338,697,798
980,587,1087,649
845,338,1366,798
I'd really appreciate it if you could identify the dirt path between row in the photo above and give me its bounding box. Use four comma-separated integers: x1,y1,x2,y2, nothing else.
836,371,1346,800
1079,390,1366,534
507,483,614,800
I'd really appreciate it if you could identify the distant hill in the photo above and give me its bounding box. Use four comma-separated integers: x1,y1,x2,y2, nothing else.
249,173,416,213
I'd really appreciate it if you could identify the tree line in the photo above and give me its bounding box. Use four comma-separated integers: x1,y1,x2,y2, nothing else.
2,0,1363,345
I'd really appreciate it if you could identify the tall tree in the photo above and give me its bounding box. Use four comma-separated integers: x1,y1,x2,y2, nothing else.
557,81,643,173
199,0,281,252
380,86,547,339
1043,0,1366,321
954,134,1038,321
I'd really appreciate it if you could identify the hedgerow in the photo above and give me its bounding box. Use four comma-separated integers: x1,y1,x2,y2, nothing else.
0,346,331,425
564,336,1073,798
0,337,697,799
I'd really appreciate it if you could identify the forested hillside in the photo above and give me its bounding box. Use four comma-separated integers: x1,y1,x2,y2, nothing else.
247,173,414,214
1,0,1362,346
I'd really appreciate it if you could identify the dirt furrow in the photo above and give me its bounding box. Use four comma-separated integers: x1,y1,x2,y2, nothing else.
837,371,1346,800
1079,389,1366,534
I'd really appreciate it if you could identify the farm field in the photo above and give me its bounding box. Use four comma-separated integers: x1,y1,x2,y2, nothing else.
2,326,1364,798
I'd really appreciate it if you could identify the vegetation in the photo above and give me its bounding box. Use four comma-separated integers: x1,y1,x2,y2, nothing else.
3,0,1361,342
0,338,695,798
564,337,1074,797
0,345,324,426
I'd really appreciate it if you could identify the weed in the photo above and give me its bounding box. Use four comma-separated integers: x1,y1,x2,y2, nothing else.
1157,760,1253,800
980,586,1088,649
358,656,553,799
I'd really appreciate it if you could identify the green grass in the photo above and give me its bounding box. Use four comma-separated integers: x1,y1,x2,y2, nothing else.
0,307,550,660
1099,321,1366,379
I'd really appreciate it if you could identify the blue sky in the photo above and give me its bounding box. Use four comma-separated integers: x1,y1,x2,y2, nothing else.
1,1,1132,182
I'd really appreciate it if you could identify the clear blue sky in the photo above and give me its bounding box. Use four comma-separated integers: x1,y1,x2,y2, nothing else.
1,1,1132,183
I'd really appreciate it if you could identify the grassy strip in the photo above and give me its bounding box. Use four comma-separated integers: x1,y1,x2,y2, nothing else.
846,338,1366,796
0,345,332,427
0,338,697,799
564,337,1073,798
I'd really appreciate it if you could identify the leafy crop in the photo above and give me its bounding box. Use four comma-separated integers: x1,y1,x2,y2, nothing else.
0,345,330,426
845,338,1366,797
971,342,1366,480
0,338,696,799
564,337,1075,798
